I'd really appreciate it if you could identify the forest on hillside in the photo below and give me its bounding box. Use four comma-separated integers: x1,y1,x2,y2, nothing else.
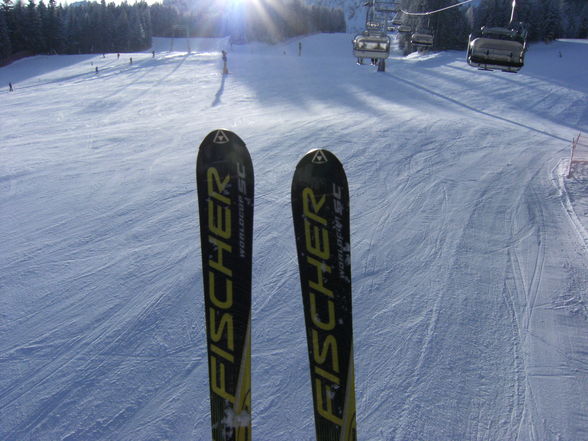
1,0,587,64
0,0,345,63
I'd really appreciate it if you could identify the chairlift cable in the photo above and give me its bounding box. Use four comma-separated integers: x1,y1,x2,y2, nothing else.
401,0,475,17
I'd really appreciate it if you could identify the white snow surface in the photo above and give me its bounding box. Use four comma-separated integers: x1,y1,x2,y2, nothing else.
1,35,588,441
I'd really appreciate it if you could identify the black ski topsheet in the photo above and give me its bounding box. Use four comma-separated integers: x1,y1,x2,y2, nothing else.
291,149,357,441
196,129,253,441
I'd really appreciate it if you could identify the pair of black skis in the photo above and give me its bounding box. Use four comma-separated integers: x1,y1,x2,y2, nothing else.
196,129,356,441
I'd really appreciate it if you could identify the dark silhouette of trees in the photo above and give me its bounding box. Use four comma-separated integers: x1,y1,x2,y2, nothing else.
1,0,151,62
1,0,587,64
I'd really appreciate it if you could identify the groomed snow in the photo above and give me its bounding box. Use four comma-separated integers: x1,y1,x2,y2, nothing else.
1,34,587,441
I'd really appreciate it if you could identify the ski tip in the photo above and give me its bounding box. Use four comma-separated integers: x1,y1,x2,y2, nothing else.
298,149,342,167
200,129,246,148
196,129,252,176
295,149,345,175
308,149,330,165
292,149,347,191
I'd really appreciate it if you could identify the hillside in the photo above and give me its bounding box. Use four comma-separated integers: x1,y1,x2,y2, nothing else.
1,34,588,441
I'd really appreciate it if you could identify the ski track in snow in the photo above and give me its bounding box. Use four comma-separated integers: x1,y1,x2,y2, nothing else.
1,35,588,441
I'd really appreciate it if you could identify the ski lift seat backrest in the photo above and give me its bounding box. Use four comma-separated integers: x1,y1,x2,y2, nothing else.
411,31,434,46
353,34,391,59
467,32,525,71
481,27,518,41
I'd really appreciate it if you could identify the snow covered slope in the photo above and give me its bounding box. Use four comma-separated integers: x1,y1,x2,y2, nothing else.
1,35,588,441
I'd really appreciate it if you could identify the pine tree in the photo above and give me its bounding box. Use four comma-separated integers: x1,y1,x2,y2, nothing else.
103,2,118,52
474,0,513,29
127,6,145,51
431,0,469,50
578,3,588,38
45,0,65,54
64,7,81,53
37,0,48,52
25,0,44,53
0,7,11,60
114,7,130,52
8,0,26,53
560,0,587,38
139,2,152,47
539,0,562,41
512,0,535,27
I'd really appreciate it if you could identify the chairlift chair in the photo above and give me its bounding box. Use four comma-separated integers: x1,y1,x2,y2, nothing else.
411,29,434,48
366,20,383,31
467,26,526,72
353,33,391,60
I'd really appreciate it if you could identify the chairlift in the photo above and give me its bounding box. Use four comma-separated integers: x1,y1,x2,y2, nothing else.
411,29,434,48
466,25,527,72
411,14,433,49
353,33,391,60
366,20,384,31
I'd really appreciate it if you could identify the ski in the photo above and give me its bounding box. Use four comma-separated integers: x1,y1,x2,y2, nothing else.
196,129,253,441
291,149,357,441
